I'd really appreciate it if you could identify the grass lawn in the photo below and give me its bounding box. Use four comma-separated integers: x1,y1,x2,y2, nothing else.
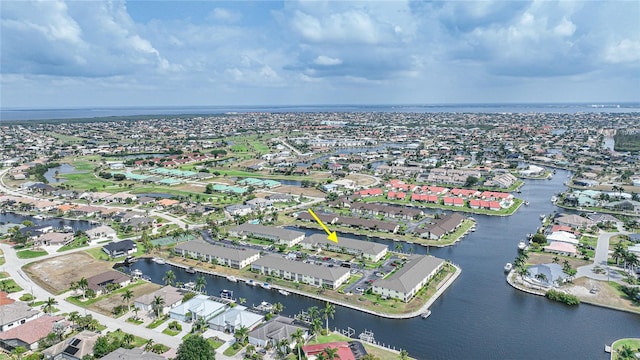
16,249,48,259
612,338,640,360
126,317,144,325
58,172,115,191
106,329,149,348
0,272,8,279
85,247,112,261
0,279,23,293
208,337,225,350
57,237,90,252
147,316,169,329
162,328,181,336
223,342,245,356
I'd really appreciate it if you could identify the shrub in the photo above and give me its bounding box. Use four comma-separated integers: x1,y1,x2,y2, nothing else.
19,293,34,302
545,289,580,305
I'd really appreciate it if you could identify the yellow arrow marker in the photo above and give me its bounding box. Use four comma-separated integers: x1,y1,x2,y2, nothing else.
308,208,338,243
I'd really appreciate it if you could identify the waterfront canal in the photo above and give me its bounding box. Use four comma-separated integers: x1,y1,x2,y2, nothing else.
129,169,639,359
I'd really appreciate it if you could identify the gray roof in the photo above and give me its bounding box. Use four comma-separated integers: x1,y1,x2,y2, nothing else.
231,224,305,242
373,255,444,293
253,254,350,282
302,233,387,257
134,286,183,307
174,240,260,261
0,302,39,326
249,316,307,343
208,305,264,329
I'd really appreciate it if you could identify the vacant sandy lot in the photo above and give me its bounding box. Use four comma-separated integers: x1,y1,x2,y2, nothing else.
89,281,161,316
24,252,114,295
566,277,640,313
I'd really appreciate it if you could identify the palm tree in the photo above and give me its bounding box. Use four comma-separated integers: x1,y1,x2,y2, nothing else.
311,318,323,336
42,297,58,314
276,338,290,358
613,243,627,266
290,328,305,360
245,344,256,357
195,275,207,294
307,306,320,323
121,289,134,312
239,297,247,305
144,339,154,352
323,302,335,333
624,252,638,273
321,346,340,360
152,295,165,318
163,269,176,286
272,302,284,314
235,325,249,344
77,277,88,300
68,311,80,329
122,333,134,348
535,273,548,283
552,256,560,264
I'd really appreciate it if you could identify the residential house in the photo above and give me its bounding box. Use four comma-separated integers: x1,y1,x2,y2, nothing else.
174,241,260,269
544,242,578,257
208,305,264,333
102,240,137,257
84,225,117,242
0,302,40,332
554,214,596,229
251,254,350,290
372,255,445,302
169,295,226,322
225,204,253,217
42,330,100,360
248,316,309,348
0,315,65,351
86,270,131,296
416,213,465,240
134,286,183,315
603,200,640,215
37,232,74,246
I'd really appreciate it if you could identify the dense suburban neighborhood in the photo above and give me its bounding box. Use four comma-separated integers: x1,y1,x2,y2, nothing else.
0,110,639,360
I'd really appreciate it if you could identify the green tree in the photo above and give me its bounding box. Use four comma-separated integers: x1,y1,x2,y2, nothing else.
121,289,134,312
77,277,89,300
321,346,340,360
290,328,305,360
42,297,58,314
152,295,165,318
323,302,335,333
175,334,216,360
195,275,207,294
235,325,249,344
163,269,176,286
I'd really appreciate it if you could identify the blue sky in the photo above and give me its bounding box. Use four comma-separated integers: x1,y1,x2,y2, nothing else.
1,0,639,108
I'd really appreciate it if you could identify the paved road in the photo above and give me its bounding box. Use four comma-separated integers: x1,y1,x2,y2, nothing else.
575,227,629,283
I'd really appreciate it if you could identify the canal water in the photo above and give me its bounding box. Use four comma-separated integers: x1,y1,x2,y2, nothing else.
0,212,98,232
128,169,639,359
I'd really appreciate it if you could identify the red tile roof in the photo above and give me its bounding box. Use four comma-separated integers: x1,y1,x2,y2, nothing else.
302,342,356,360
0,315,65,345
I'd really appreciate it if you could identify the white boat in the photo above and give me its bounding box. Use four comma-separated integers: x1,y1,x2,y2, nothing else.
183,282,196,290
278,289,290,296
518,241,527,251
261,282,271,290
220,289,234,300
185,266,196,274
421,310,431,319
227,276,237,282
255,301,273,311
246,279,257,286
540,214,545,220
504,263,513,272
524,201,530,206
131,269,143,277
32,214,44,220
153,258,166,265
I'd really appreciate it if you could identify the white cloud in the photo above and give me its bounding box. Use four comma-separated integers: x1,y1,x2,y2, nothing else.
604,39,640,64
314,55,342,66
209,8,241,23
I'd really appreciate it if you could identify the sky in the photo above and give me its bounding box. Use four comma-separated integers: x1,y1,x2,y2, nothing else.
1,0,639,108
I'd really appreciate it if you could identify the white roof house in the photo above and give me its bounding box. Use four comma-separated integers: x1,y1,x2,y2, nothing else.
169,295,226,323
546,231,579,245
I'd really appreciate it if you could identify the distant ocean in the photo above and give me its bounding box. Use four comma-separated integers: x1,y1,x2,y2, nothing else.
1,103,639,121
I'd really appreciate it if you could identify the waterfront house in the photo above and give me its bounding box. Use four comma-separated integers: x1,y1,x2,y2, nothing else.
251,254,350,289
169,295,226,322
0,315,65,351
543,242,577,257
86,270,131,296
603,200,640,215
372,255,445,302
554,214,595,229
102,239,137,257
208,305,264,333
134,286,182,315
302,342,358,360
300,234,388,262
174,240,260,269
84,225,117,242
248,316,309,348
36,232,74,246
229,224,305,247
417,213,465,240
